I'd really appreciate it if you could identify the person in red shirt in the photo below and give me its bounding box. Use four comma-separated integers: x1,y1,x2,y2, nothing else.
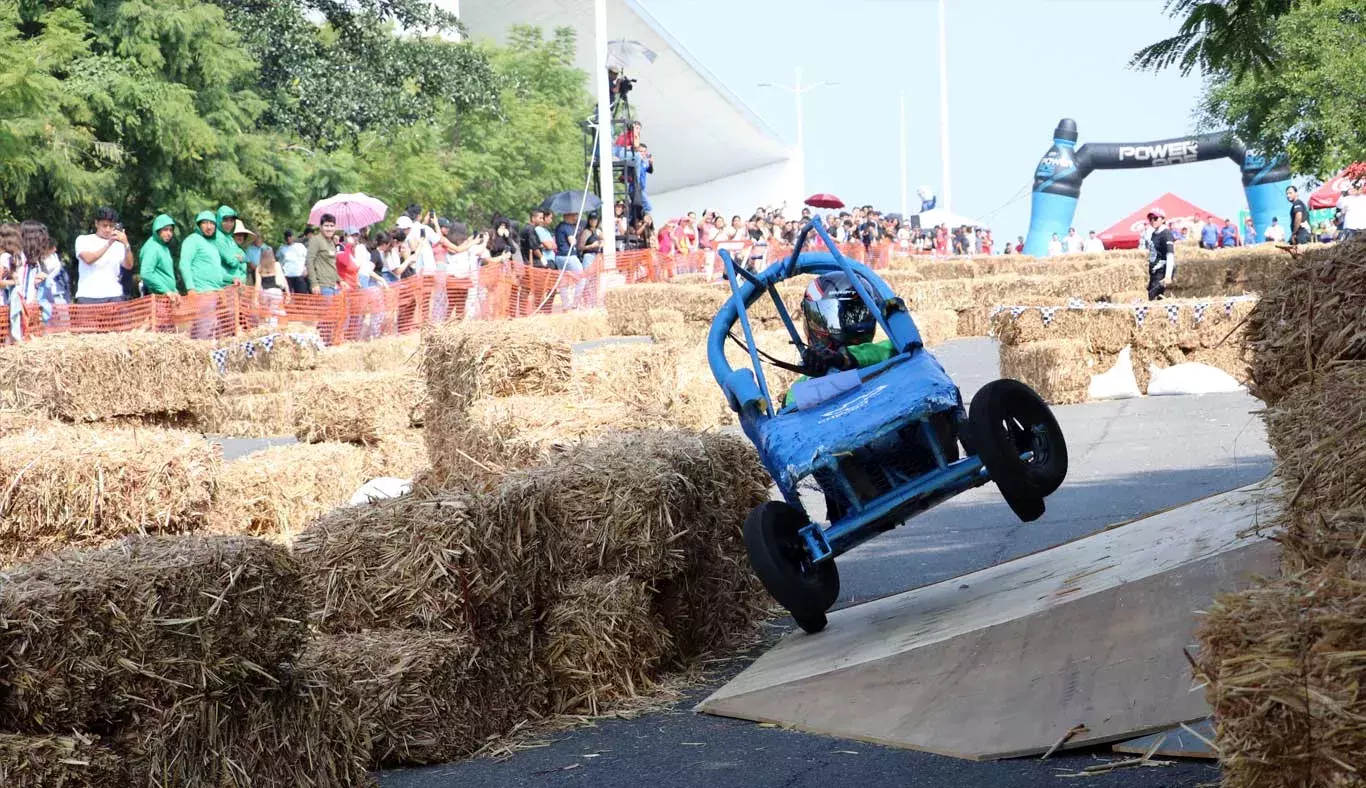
981,230,993,255
934,224,949,256
613,121,642,159
336,230,360,289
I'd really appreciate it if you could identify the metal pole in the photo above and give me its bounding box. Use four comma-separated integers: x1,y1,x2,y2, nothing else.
594,0,617,269
794,66,806,199
899,90,908,219
937,0,952,212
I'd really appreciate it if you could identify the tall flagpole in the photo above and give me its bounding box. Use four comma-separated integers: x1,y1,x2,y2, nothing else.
899,90,908,219
594,0,616,268
937,0,952,212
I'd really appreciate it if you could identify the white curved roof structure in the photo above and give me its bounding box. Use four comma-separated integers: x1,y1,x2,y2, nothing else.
453,0,801,218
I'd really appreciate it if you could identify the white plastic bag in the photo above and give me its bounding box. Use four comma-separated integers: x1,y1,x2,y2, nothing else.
1147,363,1245,396
1087,346,1142,401
349,477,412,506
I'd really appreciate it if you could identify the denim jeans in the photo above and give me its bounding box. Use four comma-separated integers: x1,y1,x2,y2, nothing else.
554,255,583,309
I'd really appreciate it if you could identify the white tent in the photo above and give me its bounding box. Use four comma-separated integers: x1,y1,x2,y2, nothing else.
917,207,985,228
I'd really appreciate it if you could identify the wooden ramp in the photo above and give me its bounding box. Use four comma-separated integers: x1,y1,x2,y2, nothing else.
697,483,1279,761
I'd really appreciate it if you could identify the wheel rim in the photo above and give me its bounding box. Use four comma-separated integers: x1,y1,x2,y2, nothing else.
777,530,822,587
997,414,1051,468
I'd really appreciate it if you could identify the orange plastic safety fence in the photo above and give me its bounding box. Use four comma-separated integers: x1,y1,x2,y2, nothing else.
7,239,901,346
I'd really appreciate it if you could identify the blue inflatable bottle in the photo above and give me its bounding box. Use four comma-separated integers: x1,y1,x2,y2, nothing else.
1023,119,1084,257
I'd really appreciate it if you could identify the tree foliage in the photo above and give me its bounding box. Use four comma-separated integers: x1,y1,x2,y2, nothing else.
1,0,588,249
1131,0,1297,79
1199,0,1366,176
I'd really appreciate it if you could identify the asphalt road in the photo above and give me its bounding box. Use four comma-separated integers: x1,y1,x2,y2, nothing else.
379,337,1272,788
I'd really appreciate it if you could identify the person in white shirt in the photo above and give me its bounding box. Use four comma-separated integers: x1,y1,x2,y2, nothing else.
73,207,133,304
1264,217,1287,243
1082,230,1105,253
1063,227,1085,254
396,214,437,274
278,230,309,294
1047,233,1064,257
1338,183,1366,240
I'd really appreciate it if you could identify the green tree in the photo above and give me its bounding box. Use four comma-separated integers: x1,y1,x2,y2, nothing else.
1199,0,1366,176
1131,0,1298,79
447,25,592,223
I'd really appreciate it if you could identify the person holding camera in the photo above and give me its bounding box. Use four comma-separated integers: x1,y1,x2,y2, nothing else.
74,207,134,305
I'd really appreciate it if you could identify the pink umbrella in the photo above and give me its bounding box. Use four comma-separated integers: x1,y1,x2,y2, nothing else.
308,192,388,230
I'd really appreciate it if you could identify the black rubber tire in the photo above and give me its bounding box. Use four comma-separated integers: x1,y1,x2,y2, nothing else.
1005,494,1046,523
967,379,1069,499
743,501,840,628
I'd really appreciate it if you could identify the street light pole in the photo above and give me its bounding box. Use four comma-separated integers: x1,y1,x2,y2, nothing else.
937,0,952,212
593,0,616,268
759,67,837,202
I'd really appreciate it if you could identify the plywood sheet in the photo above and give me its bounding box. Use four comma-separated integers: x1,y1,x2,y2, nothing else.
698,483,1278,760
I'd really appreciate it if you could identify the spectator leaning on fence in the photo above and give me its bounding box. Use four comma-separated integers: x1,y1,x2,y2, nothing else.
74,207,133,305
279,229,309,294
138,214,179,299
307,213,341,295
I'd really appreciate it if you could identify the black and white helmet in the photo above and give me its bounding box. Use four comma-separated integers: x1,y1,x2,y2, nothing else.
801,271,877,355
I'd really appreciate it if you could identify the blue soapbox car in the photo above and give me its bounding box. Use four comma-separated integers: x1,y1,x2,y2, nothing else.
708,195,1068,634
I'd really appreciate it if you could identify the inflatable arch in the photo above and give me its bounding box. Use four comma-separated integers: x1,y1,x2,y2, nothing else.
1023,118,1292,257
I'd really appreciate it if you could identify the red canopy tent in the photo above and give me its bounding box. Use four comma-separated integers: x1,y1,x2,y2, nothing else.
1097,192,1226,250
1309,167,1360,209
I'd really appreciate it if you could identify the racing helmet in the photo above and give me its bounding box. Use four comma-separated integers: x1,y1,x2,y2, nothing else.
801,271,877,355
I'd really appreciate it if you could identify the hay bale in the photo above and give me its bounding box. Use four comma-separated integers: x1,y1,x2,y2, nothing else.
956,306,991,337
994,306,1136,352
968,274,1050,307
0,536,306,732
1195,562,1366,788
421,322,572,413
291,371,417,445
0,426,219,564
999,340,1094,405
570,342,681,418
0,332,215,422
668,341,734,431
0,734,127,787
296,490,536,633
544,575,671,715
481,431,770,586
362,428,428,480
1170,245,1290,298
208,442,370,543
117,670,373,788
912,310,959,346
1043,261,1147,300
897,277,975,311
319,334,422,373
1246,238,1366,404
653,565,770,664
199,391,293,437
604,283,729,335
649,321,704,344
647,307,685,325
519,309,613,343
215,327,323,373
1103,289,1150,304
300,629,530,767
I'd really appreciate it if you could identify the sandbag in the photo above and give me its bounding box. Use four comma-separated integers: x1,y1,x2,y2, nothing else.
1146,363,1245,396
1087,346,1141,401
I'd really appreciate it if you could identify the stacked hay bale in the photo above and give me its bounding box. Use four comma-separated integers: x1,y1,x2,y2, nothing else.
0,332,215,423
1166,244,1291,298
291,371,419,445
482,431,773,711
0,425,221,565
420,321,577,489
0,536,371,786
208,442,372,544
1193,238,1366,786
992,297,1255,403
604,283,731,335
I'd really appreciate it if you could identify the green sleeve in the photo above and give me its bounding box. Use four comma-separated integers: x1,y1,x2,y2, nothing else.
179,237,205,292
138,243,175,295
847,339,896,367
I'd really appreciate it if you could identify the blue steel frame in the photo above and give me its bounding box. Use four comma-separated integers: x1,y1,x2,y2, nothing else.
708,213,994,564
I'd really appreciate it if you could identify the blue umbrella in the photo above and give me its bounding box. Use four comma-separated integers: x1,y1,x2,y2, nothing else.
540,191,602,216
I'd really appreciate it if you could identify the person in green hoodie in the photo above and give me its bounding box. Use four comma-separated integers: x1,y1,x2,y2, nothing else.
138,214,179,301
215,205,247,287
179,211,226,339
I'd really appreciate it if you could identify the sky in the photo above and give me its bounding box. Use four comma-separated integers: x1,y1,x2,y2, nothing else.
636,0,1255,238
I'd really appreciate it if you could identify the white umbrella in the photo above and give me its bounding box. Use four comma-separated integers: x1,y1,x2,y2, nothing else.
608,40,658,70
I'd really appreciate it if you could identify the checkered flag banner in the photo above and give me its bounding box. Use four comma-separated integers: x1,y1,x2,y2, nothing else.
1010,306,1027,319
1132,305,1149,326
243,339,258,359
211,348,229,375
1165,303,1181,324
1067,297,1086,310
1225,298,1236,316
989,305,1006,319
1193,302,1209,323
262,334,277,353
1040,306,1060,327
290,333,324,351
